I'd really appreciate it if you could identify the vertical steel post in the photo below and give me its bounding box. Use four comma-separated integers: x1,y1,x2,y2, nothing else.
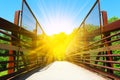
102,11,113,73
8,11,20,74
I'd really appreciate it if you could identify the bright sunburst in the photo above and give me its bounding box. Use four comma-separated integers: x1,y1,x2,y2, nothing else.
27,0,96,65
34,0,95,35
45,16,73,35
35,32,74,65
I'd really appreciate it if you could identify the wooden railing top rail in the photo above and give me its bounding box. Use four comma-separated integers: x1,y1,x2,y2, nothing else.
89,19,120,38
103,19,120,33
0,17,35,38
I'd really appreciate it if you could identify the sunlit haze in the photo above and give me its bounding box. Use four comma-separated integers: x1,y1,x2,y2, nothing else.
42,15,73,35
29,0,96,35
26,0,97,63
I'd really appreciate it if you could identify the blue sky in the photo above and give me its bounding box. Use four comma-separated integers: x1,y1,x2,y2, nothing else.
100,0,120,18
0,0,120,35
0,0,22,22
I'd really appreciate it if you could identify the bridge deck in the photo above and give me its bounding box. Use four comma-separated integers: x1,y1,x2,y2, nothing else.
14,61,109,80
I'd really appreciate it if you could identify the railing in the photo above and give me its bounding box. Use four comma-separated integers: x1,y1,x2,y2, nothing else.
0,18,31,79
21,0,45,69
74,20,120,79
21,0,45,34
1,0,120,79
67,0,120,79
0,0,45,79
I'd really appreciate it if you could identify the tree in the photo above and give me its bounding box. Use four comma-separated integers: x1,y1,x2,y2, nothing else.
108,16,119,23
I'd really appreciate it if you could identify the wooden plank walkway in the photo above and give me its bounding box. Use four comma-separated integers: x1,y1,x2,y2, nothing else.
15,61,109,80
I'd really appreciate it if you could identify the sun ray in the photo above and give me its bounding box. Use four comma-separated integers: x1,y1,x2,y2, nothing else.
35,0,96,35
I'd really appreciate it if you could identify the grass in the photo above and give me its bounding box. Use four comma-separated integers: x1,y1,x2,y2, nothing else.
0,71,7,76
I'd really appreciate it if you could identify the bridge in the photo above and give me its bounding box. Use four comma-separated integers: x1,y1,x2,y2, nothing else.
0,0,120,80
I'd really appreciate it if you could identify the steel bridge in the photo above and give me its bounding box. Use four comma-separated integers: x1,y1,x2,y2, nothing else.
0,0,120,80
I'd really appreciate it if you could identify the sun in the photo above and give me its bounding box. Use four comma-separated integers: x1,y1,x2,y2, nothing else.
44,16,74,35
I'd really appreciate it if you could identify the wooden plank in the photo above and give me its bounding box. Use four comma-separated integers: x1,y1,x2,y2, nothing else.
87,20,120,38
0,43,27,52
68,44,120,57
103,20,120,33
0,17,35,38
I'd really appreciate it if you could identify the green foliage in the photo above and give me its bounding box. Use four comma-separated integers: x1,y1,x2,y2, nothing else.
108,16,119,23
85,24,99,32
0,57,8,69
0,71,7,76
0,50,8,70
0,32,10,71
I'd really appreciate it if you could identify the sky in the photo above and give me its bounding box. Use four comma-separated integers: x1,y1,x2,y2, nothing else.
0,0,120,35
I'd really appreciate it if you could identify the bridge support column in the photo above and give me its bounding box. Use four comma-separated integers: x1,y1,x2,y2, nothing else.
8,11,20,74
101,11,113,73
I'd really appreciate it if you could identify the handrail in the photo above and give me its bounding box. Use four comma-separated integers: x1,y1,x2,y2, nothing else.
67,0,120,79
21,0,45,35
69,19,120,80
0,17,35,38
0,17,42,80
0,0,45,80
77,0,101,31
